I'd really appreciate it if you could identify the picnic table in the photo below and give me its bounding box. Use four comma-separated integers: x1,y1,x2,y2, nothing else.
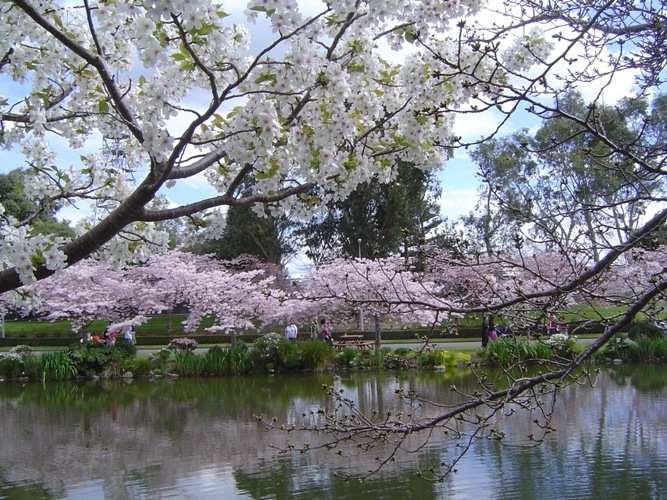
333,334,374,350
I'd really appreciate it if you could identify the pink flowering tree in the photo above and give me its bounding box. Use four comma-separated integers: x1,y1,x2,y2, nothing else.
27,260,160,336
128,250,287,343
127,251,222,333
294,256,458,350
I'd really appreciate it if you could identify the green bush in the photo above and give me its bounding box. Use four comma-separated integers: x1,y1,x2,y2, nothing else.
298,341,333,371
251,333,303,372
655,338,667,359
127,356,154,378
595,337,635,362
393,347,413,356
338,348,359,368
0,353,24,379
628,321,665,341
66,342,129,377
114,339,137,357
417,349,467,368
277,340,301,370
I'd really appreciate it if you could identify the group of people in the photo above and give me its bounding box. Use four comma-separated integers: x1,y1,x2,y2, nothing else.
546,314,569,336
285,317,332,344
481,313,570,347
83,326,135,346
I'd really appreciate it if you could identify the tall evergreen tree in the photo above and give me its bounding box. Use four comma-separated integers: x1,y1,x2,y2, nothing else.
188,185,298,266
297,160,443,264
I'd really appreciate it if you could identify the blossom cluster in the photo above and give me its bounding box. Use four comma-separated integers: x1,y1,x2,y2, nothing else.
168,337,199,351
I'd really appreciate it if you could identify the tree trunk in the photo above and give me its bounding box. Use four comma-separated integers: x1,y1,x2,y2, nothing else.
374,313,382,364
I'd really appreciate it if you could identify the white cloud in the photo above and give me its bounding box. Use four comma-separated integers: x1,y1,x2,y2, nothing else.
438,186,479,220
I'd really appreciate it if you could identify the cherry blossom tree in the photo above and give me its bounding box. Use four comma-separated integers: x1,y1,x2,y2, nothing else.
0,0,510,292
27,260,157,334
293,256,464,350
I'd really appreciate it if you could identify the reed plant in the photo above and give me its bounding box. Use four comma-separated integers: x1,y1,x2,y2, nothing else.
38,351,77,381
173,351,206,377
203,344,254,375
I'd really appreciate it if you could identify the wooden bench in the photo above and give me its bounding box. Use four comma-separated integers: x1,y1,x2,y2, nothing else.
333,334,374,350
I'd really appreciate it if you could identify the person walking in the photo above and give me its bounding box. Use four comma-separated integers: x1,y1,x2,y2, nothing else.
309,317,319,340
481,315,489,347
320,318,332,345
547,314,558,336
285,322,298,341
488,315,498,341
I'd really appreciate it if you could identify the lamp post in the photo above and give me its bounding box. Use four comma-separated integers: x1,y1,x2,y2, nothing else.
358,238,364,331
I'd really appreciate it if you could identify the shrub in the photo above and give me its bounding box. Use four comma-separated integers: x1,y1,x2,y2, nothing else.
277,340,301,370
128,356,154,378
298,341,333,371
252,333,283,363
627,321,665,341
595,336,634,362
114,339,137,357
393,347,413,357
545,334,579,360
67,342,128,377
0,353,24,379
338,348,359,368
655,338,667,359
417,349,466,368
252,333,302,372
149,348,173,374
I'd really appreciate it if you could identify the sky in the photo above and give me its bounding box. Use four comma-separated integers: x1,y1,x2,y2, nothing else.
0,1,644,275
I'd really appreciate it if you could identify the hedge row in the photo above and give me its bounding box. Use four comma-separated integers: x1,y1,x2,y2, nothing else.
0,321,612,348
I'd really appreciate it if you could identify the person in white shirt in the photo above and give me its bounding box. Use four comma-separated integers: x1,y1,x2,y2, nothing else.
285,322,298,341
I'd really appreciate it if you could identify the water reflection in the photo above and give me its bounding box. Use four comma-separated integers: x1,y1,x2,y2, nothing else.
0,365,665,499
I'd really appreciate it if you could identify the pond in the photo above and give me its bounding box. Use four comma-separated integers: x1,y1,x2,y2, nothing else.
0,364,666,499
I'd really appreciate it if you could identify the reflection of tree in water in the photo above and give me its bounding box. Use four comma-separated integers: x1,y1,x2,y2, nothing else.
0,367,665,497
463,365,667,498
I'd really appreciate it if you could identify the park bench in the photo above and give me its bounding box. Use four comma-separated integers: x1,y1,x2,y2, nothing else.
333,334,374,350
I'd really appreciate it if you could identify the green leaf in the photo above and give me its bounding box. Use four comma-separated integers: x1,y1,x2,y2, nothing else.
51,13,64,29
98,99,109,113
255,73,277,86
404,27,419,44
255,161,279,180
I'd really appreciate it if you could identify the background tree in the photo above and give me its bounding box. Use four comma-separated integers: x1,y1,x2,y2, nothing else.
188,182,298,266
464,91,664,261
297,161,443,263
0,168,74,238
